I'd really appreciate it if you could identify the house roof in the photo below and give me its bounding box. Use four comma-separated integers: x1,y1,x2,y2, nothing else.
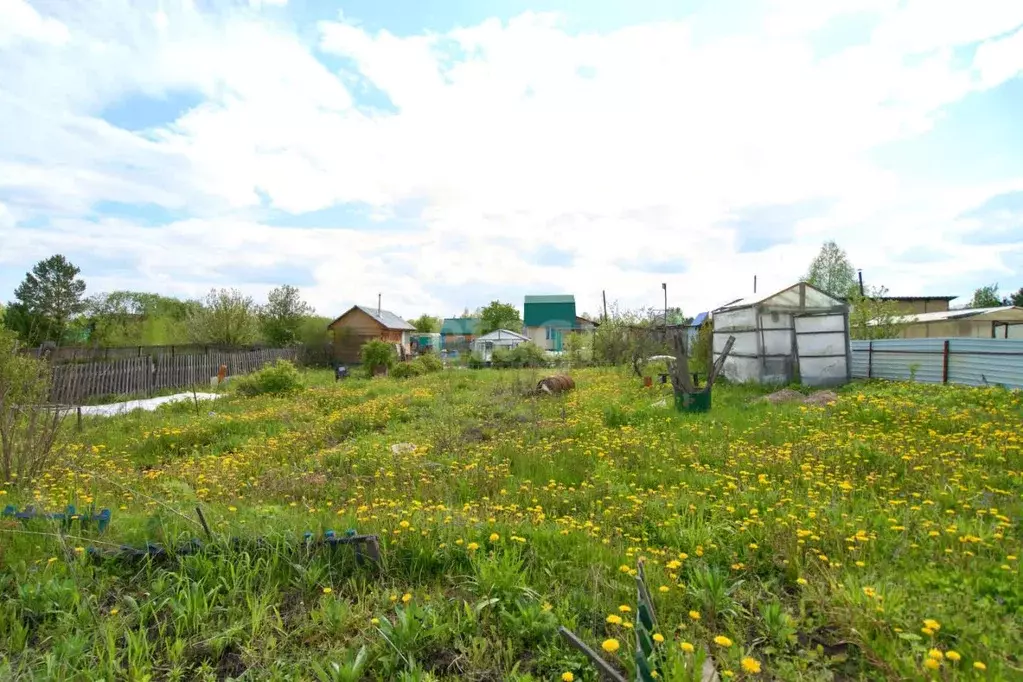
328,305,416,331
689,311,709,327
525,295,575,304
475,328,530,342
440,317,479,335
714,282,846,312
876,295,958,301
875,306,1023,325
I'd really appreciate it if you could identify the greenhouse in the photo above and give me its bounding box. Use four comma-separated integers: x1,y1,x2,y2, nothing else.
712,282,851,387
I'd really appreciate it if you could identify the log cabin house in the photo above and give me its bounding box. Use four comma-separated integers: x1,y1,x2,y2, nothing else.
327,305,416,364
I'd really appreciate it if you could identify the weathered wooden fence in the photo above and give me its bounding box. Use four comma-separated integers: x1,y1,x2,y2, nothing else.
50,348,299,403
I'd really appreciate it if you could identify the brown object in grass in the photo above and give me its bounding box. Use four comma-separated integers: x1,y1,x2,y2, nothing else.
535,375,575,395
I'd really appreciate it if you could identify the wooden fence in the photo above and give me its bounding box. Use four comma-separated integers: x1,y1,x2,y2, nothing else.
21,343,280,363
49,348,299,404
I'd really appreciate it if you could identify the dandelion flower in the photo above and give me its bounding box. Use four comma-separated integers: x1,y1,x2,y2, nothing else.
927,649,943,661
606,614,623,625
109,608,119,615
401,593,412,604
973,662,986,670
489,533,500,542
741,657,761,674
796,578,808,585
689,610,701,620
562,674,575,682
922,618,940,631
370,618,380,625
923,659,940,671
680,642,695,654
945,651,961,662
467,542,480,551
619,604,631,613
658,586,670,593
322,587,332,594
713,635,733,647
652,633,665,643
602,638,620,654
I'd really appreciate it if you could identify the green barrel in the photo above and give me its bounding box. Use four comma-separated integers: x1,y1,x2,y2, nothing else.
674,388,712,413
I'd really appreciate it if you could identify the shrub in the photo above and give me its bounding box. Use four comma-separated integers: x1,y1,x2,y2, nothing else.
360,339,396,375
0,328,66,483
467,352,486,369
491,348,513,368
390,362,425,379
234,359,302,396
510,342,548,368
416,353,443,373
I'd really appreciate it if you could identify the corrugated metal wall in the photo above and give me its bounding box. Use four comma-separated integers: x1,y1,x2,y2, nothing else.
851,338,1023,389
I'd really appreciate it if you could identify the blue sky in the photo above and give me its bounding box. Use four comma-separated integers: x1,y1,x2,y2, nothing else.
1,0,1022,318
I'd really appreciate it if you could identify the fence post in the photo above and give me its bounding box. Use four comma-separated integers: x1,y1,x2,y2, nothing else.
942,339,950,384
867,341,873,379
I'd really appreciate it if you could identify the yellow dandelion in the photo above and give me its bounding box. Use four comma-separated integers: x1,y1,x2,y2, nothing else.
652,633,665,643
927,649,943,661
467,542,479,551
713,635,733,647
401,593,412,604
606,614,623,625
561,674,575,682
322,587,332,594
489,533,500,542
740,657,761,674
922,618,940,631
923,659,940,671
618,604,631,613
973,662,986,670
680,642,695,654
796,578,808,585
689,610,701,620
945,651,961,662
602,638,620,654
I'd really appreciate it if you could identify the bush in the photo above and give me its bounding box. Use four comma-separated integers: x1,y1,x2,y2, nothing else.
491,347,513,368
1,328,66,482
416,353,443,373
360,339,396,375
234,359,302,396
390,362,425,379
510,342,548,368
467,352,486,369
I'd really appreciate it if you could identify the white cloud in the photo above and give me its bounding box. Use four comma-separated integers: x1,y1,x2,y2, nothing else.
0,0,69,47
1,0,1022,317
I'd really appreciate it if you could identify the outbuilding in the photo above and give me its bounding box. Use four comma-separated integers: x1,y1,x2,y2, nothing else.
712,282,851,387
472,329,530,362
327,305,415,364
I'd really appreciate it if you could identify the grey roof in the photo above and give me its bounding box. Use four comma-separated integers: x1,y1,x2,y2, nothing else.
354,305,416,330
329,305,415,331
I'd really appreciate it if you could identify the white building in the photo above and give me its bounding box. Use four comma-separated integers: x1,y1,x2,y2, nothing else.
712,282,851,387
472,329,530,362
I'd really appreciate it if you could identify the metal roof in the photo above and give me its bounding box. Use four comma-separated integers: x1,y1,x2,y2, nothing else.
524,295,575,304
689,311,709,327
877,306,1023,325
328,305,415,330
441,318,479,335
876,295,958,301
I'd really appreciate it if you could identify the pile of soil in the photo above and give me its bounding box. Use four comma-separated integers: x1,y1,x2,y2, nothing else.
759,389,839,406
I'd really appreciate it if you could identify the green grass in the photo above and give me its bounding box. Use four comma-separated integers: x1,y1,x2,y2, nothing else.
0,368,1020,680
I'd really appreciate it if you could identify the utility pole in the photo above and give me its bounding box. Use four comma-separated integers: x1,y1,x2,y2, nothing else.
602,290,608,322
858,270,865,296
662,282,667,333
754,275,757,294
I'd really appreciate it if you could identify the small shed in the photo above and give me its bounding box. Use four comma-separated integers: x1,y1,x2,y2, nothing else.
472,329,529,362
882,306,1023,339
327,305,416,364
712,282,851,387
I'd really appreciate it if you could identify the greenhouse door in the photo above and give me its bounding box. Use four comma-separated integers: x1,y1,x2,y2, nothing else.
794,312,851,387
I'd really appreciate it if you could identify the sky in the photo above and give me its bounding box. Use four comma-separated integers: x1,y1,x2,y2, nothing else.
1,0,1022,321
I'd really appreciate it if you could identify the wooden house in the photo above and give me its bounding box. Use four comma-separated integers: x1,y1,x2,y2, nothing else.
327,305,415,364
440,317,479,352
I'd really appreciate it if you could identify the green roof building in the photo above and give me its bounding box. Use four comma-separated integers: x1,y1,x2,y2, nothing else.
523,295,576,352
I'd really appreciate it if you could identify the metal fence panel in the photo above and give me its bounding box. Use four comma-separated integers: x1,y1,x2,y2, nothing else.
851,338,1023,389
947,339,1023,389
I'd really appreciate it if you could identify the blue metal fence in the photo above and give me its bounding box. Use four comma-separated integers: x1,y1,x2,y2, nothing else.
851,338,1023,389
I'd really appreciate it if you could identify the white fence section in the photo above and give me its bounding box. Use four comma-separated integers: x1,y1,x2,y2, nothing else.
794,312,851,387
850,338,1023,389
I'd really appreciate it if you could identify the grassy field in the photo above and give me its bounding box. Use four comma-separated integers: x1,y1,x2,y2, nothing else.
1,368,1021,680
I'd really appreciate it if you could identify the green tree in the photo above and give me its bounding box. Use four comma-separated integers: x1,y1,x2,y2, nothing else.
409,314,441,333
360,339,395,375
86,291,196,345
6,255,87,345
848,286,905,340
804,241,856,298
1010,287,1023,307
187,288,259,346
477,301,522,335
259,285,313,346
970,283,1003,308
